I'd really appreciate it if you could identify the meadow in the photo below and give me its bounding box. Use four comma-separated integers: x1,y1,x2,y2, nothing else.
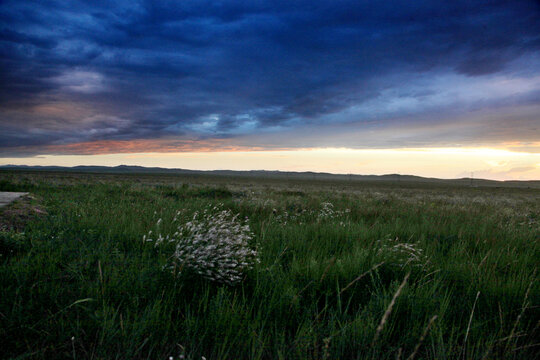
0,170,539,359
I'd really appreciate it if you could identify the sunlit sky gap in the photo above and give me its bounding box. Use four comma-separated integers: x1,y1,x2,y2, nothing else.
1,1,539,180
3,148,539,181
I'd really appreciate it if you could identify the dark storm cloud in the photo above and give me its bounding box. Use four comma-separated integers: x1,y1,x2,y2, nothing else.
0,0,539,154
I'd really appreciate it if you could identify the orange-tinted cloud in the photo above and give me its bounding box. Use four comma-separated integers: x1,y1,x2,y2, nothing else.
35,138,276,155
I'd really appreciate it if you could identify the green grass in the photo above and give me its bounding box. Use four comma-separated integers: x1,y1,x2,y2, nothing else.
1,170,539,359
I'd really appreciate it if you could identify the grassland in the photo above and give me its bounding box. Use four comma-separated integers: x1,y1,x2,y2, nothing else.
1,170,539,359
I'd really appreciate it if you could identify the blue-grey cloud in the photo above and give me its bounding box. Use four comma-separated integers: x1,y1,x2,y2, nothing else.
0,0,539,154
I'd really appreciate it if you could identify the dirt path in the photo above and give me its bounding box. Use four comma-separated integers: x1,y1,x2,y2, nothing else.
0,192,29,208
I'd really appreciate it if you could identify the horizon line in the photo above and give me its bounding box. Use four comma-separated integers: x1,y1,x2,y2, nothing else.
2,164,538,183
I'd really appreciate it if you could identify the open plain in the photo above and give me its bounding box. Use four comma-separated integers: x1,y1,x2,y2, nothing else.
1,169,539,359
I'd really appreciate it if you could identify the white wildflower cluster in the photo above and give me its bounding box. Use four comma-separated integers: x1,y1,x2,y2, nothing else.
317,202,351,223
144,206,258,285
376,237,428,268
318,202,336,220
274,208,308,225
271,201,352,225
238,194,278,209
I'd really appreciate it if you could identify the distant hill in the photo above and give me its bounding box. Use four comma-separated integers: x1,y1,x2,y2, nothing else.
1,164,539,188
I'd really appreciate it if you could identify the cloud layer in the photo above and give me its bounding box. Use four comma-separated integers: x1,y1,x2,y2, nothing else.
1,0,539,155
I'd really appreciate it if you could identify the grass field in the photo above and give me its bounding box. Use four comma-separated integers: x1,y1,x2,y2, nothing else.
1,170,539,359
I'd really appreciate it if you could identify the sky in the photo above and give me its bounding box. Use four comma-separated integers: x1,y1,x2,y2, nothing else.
1,0,539,180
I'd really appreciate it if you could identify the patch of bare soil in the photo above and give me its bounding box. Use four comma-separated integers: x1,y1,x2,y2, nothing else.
0,194,47,232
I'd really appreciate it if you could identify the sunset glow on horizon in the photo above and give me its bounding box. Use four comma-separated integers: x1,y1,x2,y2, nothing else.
2,147,539,181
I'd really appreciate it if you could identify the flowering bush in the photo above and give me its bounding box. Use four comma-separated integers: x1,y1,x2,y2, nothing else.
144,206,258,285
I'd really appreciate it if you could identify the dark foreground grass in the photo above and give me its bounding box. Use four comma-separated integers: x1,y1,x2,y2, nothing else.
1,171,539,359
